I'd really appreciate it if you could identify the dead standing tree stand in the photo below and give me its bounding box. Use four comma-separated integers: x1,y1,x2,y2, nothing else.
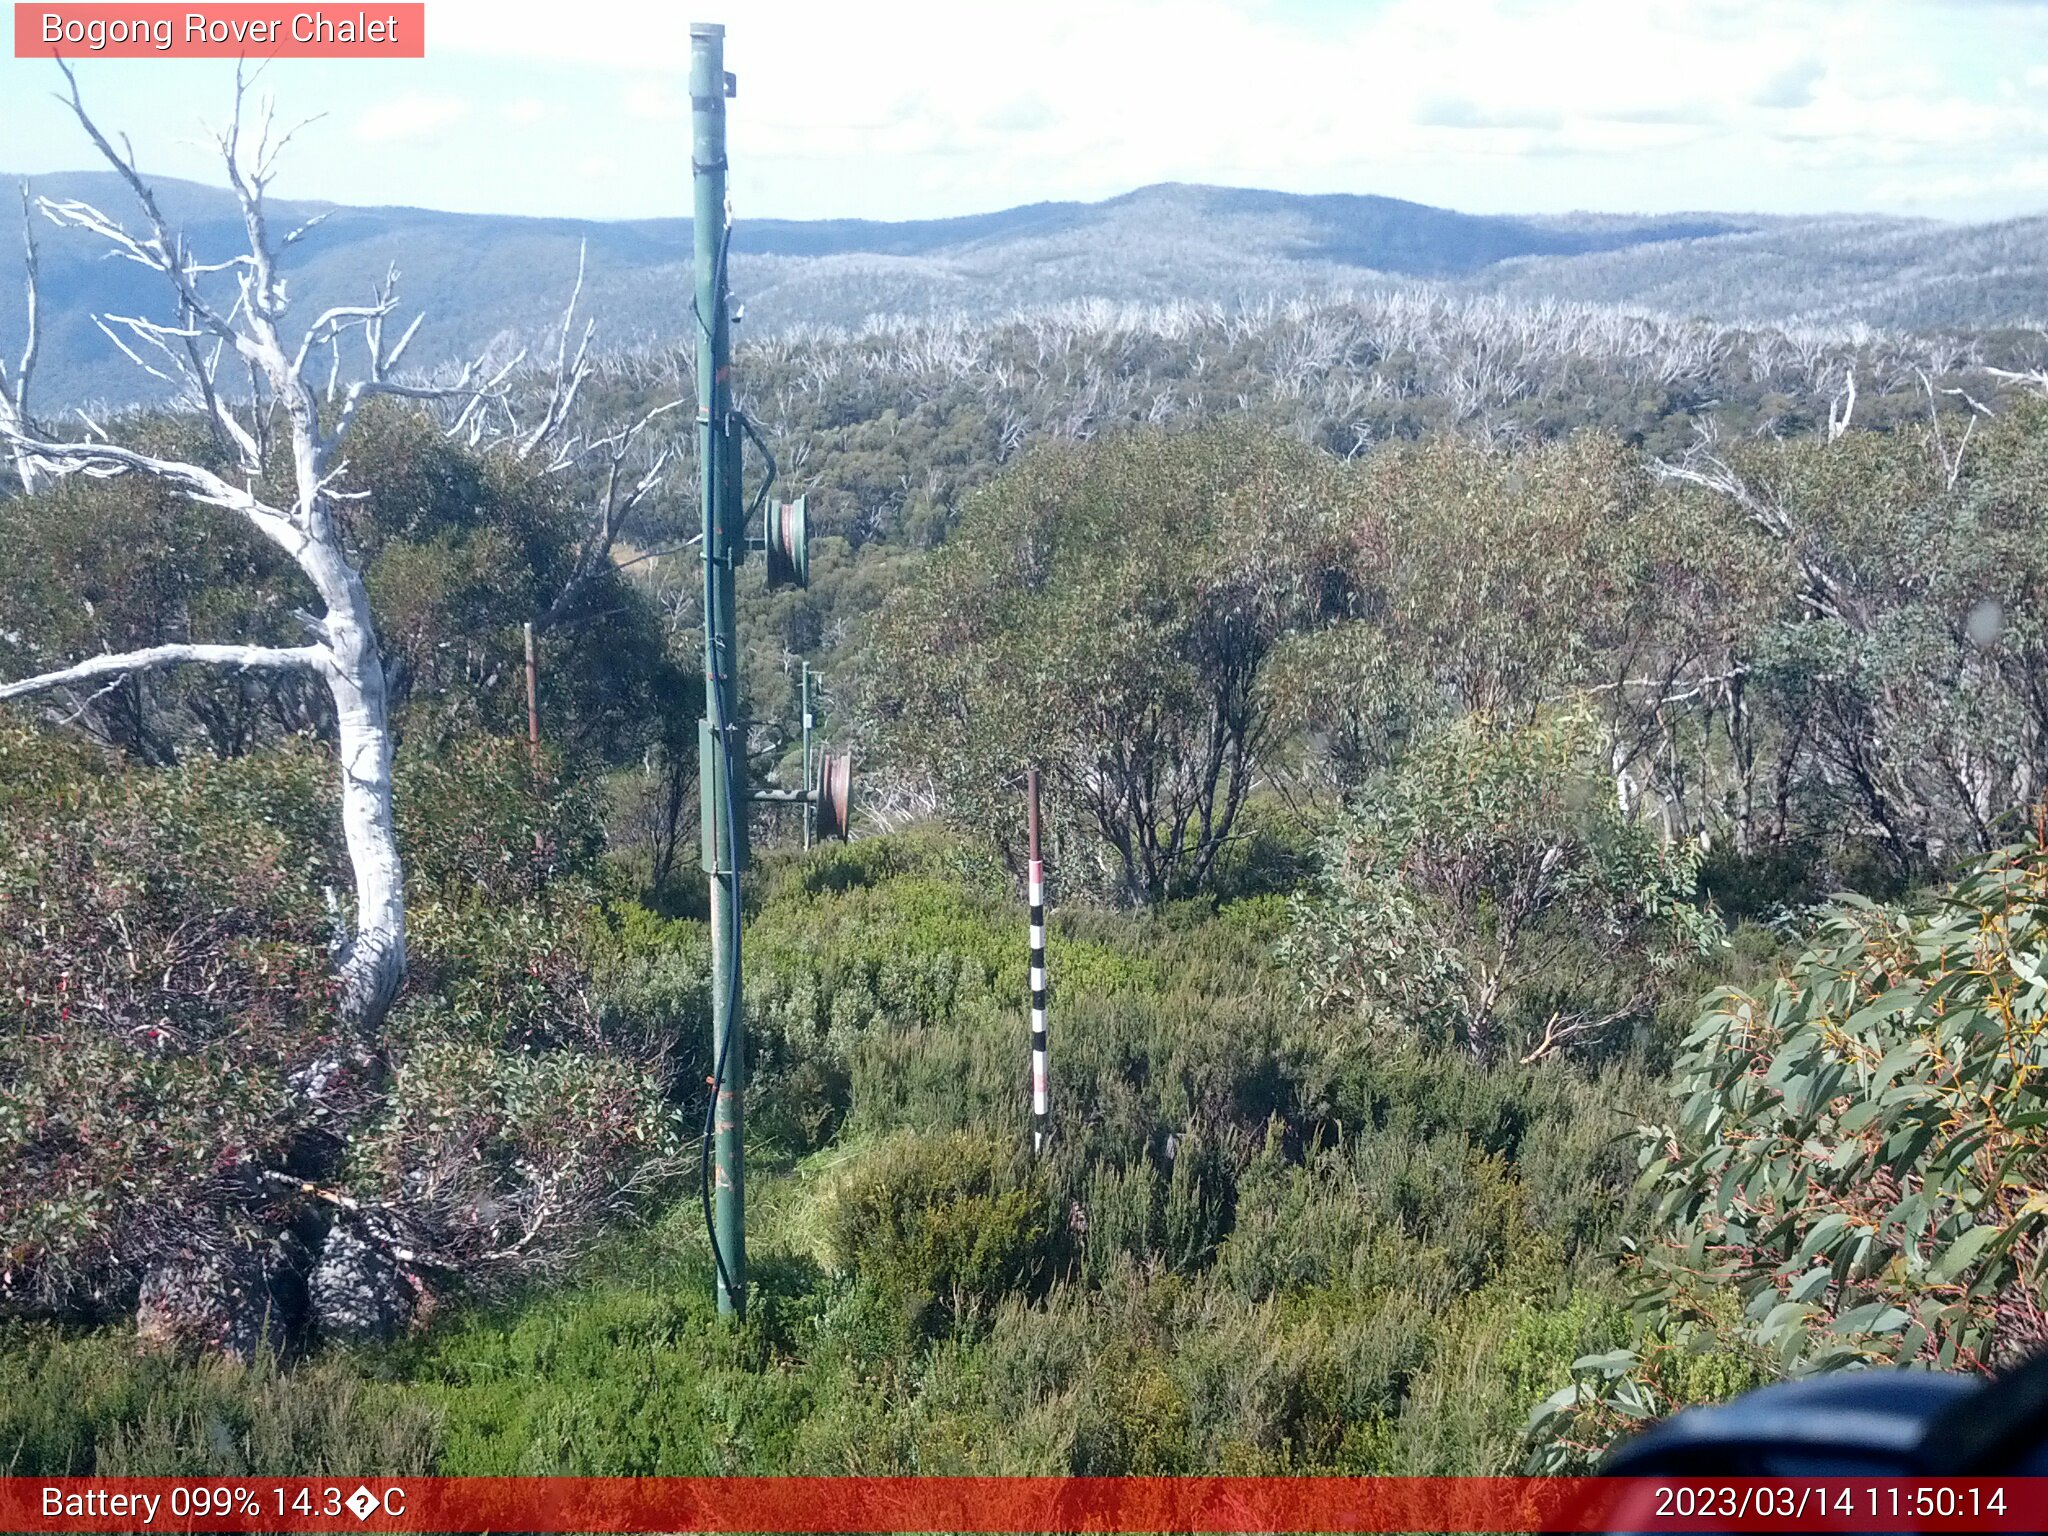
478,238,690,636
468,242,688,783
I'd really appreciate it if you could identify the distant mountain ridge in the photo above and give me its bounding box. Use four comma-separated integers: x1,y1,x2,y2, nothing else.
1,173,2038,407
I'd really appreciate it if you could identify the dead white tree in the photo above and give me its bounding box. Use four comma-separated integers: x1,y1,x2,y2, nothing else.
1826,365,1856,442
0,64,511,1033
1985,364,2048,397
0,181,42,493
1918,367,1990,492
1654,425,1865,631
452,241,689,634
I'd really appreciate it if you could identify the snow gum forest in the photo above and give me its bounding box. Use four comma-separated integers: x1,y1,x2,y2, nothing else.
8,69,2048,1480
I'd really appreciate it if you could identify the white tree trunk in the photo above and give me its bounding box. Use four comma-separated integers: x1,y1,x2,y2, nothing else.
325,584,406,1027
1,180,43,496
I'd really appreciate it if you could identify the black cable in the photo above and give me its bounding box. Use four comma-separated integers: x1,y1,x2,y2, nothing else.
738,413,776,527
698,592,745,1316
687,200,789,1318
689,221,733,343
698,717,743,1315
689,219,773,526
696,209,744,1317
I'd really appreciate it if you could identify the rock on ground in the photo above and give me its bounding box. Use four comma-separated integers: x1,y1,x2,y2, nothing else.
309,1222,418,1344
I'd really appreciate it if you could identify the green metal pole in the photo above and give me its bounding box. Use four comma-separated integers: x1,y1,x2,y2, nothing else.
692,19,745,1320
802,663,814,851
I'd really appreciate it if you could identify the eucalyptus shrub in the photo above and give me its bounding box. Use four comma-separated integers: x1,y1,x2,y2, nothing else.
0,721,681,1340
1530,833,2048,1468
0,723,347,1319
864,424,1354,903
1286,711,1720,1063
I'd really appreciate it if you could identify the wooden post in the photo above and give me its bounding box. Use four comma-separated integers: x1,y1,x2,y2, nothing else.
523,620,540,768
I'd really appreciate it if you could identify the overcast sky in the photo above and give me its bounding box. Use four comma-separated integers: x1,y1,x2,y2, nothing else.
4,0,2046,224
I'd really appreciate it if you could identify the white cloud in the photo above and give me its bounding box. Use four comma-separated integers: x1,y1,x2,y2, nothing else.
623,81,685,122
978,97,1054,134
62,0,2035,222
1594,103,1719,126
1872,156,2048,209
411,0,2048,205
1414,97,1564,131
1754,58,1825,110
432,0,695,65
354,93,470,144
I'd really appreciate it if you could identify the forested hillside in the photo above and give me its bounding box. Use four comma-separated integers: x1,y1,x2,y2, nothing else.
1476,212,2048,333
7,172,2046,405
8,117,2048,1484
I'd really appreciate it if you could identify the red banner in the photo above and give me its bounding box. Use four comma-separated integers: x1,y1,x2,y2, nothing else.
13,4,425,58
4,1476,2048,1532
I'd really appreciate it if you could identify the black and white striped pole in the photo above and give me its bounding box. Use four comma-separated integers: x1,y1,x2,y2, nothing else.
1027,767,1050,1153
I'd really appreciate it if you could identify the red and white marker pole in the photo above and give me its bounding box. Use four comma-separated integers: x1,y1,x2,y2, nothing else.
1027,767,1050,1153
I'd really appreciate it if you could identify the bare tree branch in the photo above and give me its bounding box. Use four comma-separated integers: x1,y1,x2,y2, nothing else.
0,642,328,702
1919,368,1977,491
11,182,34,399
0,431,310,552
1826,365,1856,442
1653,444,1861,627
1520,1006,1630,1065
46,62,251,356
1984,365,2048,396
0,179,42,492
516,240,593,460
535,397,688,629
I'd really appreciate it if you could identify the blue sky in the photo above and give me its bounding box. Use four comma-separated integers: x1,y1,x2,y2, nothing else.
4,0,2046,223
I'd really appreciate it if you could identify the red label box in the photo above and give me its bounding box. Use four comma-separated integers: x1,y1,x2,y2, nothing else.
6,1476,2048,1533
14,3,426,57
